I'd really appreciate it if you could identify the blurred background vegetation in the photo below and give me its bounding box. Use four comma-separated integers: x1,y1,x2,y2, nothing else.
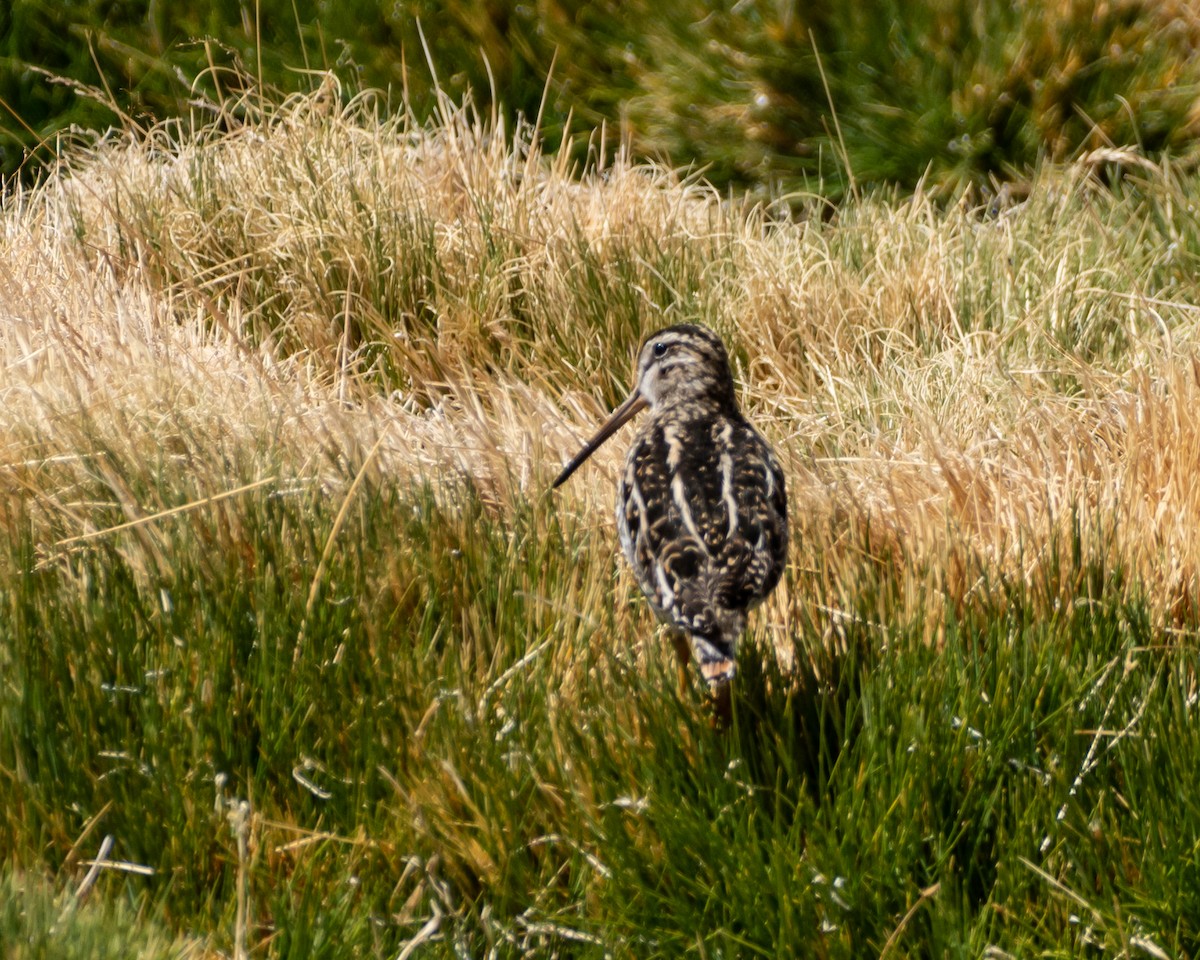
3,0,1200,197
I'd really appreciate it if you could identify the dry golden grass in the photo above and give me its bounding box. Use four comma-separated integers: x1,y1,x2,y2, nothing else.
3,87,1200,652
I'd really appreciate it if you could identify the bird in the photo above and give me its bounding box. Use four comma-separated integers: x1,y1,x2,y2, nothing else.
552,323,788,707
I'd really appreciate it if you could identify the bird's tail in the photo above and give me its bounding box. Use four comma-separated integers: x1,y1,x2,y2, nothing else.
699,656,736,684
691,606,744,684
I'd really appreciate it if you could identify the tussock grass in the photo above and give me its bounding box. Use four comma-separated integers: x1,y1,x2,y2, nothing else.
0,870,202,959
3,89,1200,955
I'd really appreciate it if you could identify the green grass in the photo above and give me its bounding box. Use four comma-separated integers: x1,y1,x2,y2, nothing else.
0,870,197,959
2,472,1198,956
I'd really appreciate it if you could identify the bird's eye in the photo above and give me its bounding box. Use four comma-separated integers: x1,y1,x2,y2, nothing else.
652,341,668,358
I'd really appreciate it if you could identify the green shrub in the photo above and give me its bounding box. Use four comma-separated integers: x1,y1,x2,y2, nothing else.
4,1,1200,195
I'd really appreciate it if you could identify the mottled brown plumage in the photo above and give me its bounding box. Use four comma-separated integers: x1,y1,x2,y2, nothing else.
553,324,788,688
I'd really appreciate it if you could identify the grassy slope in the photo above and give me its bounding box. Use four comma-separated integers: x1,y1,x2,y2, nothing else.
2,92,1200,956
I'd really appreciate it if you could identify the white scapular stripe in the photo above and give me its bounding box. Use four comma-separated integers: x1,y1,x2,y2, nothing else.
671,471,711,556
654,560,675,609
664,422,683,471
717,421,739,540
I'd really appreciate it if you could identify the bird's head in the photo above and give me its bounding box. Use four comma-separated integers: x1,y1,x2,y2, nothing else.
552,324,738,488
632,324,737,412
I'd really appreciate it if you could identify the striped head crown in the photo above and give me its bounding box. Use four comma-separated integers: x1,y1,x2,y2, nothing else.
551,323,738,488
633,324,737,413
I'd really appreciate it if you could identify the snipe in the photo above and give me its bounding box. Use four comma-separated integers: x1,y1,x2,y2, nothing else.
553,324,788,708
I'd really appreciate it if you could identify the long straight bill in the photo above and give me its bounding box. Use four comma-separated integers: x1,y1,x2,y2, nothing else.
552,390,649,488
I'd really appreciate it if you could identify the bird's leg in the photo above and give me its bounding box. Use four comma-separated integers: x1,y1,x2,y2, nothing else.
698,652,736,731
668,630,692,695
709,679,733,731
